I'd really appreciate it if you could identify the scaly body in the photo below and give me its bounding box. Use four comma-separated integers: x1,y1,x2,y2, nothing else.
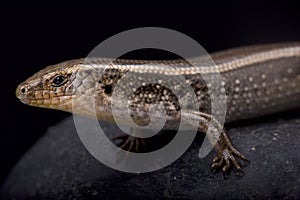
16,42,300,175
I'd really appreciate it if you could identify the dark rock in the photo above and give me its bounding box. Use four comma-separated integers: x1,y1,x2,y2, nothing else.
1,111,300,199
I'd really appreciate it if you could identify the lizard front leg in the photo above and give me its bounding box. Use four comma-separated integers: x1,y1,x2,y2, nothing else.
211,129,250,176
189,111,250,176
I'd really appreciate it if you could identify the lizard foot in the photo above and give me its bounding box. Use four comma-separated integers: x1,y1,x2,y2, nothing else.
113,134,145,153
211,131,250,177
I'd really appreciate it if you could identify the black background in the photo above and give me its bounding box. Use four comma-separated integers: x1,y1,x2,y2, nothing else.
0,1,299,186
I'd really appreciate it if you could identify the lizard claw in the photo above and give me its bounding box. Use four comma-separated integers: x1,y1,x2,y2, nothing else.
211,131,250,177
211,148,245,177
113,134,145,153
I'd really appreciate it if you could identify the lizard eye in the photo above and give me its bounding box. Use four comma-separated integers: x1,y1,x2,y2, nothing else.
52,75,67,87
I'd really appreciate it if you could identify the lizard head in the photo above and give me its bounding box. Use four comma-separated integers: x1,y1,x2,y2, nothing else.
16,58,124,120
16,59,86,112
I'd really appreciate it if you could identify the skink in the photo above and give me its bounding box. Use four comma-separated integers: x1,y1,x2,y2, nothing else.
16,42,300,175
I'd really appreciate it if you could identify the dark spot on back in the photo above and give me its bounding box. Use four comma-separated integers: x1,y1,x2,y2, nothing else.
104,85,112,94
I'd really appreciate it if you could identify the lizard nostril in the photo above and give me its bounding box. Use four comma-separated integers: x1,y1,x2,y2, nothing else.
20,86,27,94
16,84,31,103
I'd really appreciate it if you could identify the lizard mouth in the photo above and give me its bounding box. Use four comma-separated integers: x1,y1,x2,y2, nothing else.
19,97,30,104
